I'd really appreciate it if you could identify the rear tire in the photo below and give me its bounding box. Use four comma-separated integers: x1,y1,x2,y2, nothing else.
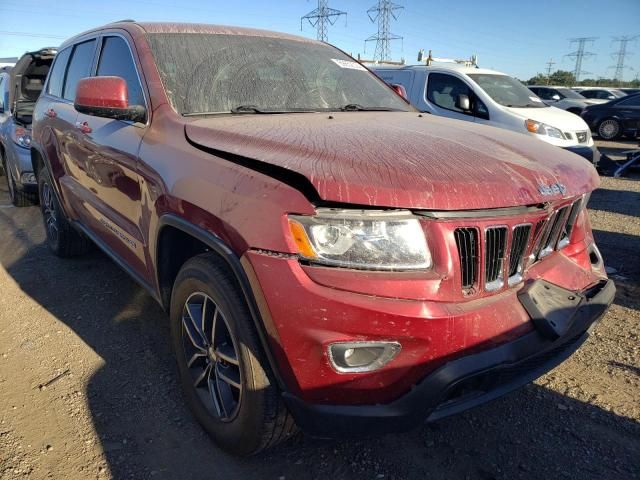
170,253,297,456
38,168,91,257
597,118,621,140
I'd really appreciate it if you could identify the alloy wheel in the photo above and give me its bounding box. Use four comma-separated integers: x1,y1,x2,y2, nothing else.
41,182,59,245
598,119,620,140
181,292,243,422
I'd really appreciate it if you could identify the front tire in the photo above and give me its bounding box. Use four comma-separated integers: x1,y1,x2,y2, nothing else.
170,254,296,456
38,168,91,257
597,118,621,140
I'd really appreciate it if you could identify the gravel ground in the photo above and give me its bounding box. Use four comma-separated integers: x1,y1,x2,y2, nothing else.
0,140,638,480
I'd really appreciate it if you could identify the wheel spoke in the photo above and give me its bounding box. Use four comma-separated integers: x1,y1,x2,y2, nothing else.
182,313,207,352
185,301,208,347
187,351,207,368
208,371,227,418
216,363,242,390
193,362,212,388
215,343,239,366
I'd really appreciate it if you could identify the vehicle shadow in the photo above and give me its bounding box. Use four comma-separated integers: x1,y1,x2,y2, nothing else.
0,210,638,479
589,188,640,217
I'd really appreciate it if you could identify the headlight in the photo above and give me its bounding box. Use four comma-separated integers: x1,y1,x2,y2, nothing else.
12,126,31,148
525,119,565,139
288,209,431,270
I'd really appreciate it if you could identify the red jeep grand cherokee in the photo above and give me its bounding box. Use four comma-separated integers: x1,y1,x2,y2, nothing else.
31,21,614,455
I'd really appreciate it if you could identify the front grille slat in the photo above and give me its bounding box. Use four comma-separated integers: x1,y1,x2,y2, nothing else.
508,224,531,286
539,206,569,258
484,227,507,291
454,228,479,291
558,198,583,249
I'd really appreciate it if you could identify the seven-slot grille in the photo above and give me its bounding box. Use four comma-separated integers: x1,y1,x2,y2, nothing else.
453,199,583,293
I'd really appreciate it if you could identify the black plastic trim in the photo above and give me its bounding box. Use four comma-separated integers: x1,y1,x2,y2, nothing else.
156,214,288,392
283,279,615,438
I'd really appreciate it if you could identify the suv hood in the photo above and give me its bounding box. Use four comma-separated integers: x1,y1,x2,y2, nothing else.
185,112,598,211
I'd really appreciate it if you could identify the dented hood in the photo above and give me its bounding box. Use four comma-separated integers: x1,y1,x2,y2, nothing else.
185,112,599,210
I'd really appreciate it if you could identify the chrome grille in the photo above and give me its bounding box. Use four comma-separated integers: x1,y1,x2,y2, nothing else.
484,227,508,291
454,227,479,290
508,224,532,286
453,198,583,293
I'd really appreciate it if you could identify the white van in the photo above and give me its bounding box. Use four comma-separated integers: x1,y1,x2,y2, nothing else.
371,64,599,164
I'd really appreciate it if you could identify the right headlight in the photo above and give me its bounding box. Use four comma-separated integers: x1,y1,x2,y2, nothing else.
288,209,431,270
525,119,565,139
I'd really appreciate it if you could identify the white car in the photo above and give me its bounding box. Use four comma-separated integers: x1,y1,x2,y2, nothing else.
572,87,627,101
528,85,607,113
371,64,600,164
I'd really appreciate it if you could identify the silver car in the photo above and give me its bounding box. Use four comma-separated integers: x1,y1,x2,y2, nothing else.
0,48,56,206
528,86,605,115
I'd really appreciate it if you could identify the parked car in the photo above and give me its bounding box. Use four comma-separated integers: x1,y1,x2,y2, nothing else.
372,65,600,164
581,93,640,140
528,85,606,113
0,48,56,206
619,88,640,96
32,21,614,455
572,87,627,100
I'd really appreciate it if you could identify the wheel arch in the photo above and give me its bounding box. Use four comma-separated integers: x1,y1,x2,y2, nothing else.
155,214,289,392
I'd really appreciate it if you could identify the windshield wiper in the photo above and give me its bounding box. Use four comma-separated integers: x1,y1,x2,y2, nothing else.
339,104,397,112
230,105,267,114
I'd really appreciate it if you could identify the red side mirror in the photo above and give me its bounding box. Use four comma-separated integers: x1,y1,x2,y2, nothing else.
391,84,407,100
74,76,145,123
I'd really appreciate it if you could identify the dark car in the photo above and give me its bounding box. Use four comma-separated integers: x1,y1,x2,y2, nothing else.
31,21,613,455
0,48,56,206
581,93,640,140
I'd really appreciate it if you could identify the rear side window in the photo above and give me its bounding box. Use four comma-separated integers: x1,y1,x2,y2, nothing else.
47,47,71,97
96,36,145,107
63,40,96,101
426,73,472,113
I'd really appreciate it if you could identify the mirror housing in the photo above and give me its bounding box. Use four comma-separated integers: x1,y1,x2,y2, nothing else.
74,76,145,123
551,94,561,101
455,93,471,112
390,83,408,100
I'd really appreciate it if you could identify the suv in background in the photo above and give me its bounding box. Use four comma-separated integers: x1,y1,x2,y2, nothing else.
528,85,605,114
32,22,614,456
0,48,56,206
372,64,600,165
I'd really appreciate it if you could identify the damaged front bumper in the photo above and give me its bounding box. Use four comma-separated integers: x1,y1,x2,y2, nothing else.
282,279,615,437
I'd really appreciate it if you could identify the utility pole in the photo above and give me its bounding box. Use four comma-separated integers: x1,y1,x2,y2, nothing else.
545,58,555,84
609,35,638,83
565,37,598,82
365,0,404,61
301,0,347,43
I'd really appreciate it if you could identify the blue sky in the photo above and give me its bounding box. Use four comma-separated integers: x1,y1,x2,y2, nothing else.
1,0,639,81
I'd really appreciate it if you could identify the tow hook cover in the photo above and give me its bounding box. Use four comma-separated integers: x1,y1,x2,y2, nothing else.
518,280,583,339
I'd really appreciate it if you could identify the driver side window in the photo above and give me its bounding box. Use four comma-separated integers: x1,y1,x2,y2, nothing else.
426,73,472,114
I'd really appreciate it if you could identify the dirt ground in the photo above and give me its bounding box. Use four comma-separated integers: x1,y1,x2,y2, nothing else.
0,140,638,480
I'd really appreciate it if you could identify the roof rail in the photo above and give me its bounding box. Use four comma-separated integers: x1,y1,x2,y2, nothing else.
417,49,479,67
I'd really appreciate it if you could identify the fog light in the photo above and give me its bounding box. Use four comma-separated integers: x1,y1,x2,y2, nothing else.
328,341,401,373
588,243,603,269
20,172,37,185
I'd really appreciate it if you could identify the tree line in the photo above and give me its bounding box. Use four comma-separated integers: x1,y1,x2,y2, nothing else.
525,70,640,87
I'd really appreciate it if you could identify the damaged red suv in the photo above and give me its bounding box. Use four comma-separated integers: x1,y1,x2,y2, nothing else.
31,21,615,455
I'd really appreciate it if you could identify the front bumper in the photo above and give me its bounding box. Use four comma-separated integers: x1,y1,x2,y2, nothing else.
283,279,614,437
563,144,600,166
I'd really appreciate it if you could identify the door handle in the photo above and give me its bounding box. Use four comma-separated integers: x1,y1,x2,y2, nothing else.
45,108,57,118
75,121,92,134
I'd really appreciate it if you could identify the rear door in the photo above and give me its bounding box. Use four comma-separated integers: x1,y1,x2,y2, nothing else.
614,95,640,132
71,33,148,276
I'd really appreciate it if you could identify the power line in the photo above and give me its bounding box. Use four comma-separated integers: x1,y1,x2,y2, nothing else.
365,0,403,61
565,37,597,82
609,35,638,82
301,0,346,43
545,58,555,84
